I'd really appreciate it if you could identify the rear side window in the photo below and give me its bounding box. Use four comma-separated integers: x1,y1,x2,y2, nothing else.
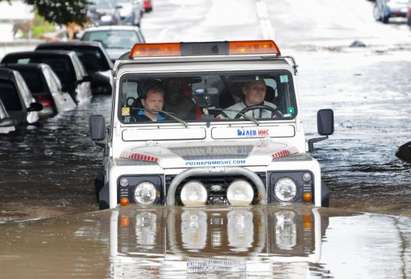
18,69,47,95
0,80,22,111
32,57,76,88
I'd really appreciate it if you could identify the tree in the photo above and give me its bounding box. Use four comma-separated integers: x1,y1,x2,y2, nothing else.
9,0,89,25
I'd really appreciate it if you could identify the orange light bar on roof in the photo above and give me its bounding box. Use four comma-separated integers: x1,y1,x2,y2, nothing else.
229,40,281,56
129,40,281,58
129,42,181,58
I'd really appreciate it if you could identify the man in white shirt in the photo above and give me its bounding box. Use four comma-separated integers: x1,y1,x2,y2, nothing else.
222,79,280,120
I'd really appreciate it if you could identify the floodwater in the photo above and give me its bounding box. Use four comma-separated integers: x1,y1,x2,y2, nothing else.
0,205,410,278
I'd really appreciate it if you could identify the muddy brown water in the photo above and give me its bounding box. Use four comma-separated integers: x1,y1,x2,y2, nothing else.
0,205,410,278
1,49,411,223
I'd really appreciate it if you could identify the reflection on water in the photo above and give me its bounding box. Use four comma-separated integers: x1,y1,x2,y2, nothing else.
0,205,410,278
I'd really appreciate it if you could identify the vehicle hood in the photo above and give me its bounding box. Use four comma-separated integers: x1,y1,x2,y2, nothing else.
119,140,299,169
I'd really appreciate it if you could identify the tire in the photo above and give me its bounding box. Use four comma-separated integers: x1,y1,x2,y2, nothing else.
321,182,330,207
95,171,110,209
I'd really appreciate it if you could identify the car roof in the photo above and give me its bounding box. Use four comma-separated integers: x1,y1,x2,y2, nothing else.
1,63,46,71
82,25,142,32
2,50,76,60
36,41,103,50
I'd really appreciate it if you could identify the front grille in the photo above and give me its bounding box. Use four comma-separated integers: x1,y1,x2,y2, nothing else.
165,173,266,205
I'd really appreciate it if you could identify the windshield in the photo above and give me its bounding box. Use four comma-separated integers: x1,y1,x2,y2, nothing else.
82,30,143,50
118,71,297,124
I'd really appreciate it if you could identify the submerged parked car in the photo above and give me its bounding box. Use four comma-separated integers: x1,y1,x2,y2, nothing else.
0,99,16,134
80,25,145,62
35,41,113,95
1,51,92,103
1,63,76,116
373,0,409,23
0,68,42,125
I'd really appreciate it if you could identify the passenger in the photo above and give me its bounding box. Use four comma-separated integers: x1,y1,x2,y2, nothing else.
163,78,198,120
135,83,167,122
222,79,280,119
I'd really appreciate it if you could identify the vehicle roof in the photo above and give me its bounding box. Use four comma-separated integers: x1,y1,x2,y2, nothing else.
2,50,77,60
36,41,104,50
114,54,293,73
82,25,142,32
1,63,48,71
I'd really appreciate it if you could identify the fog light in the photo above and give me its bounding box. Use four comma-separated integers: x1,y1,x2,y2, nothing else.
227,179,254,206
302,172,312,182
275,178,297,202
180,181,207,206
120,177,129,187
134,182,157,205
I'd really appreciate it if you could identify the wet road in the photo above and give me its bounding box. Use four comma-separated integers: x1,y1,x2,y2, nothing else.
0,205,410,278
1,0,410,222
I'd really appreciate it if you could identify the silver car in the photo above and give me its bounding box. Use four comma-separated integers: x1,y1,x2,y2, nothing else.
80,25,145,62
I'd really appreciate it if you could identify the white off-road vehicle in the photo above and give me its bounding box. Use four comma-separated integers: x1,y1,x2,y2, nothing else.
90,40,334,209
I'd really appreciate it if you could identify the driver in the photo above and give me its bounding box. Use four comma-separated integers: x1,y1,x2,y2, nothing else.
222,79,279,119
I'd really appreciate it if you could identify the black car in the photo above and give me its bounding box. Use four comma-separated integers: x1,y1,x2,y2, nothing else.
1,51,92,103
0,68,42,125
0,99,16,134
1,63,76,117
35,41,113,95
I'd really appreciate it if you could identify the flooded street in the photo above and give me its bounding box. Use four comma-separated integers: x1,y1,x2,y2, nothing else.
0,205,410,278
0,0,411,277
2,0,411,221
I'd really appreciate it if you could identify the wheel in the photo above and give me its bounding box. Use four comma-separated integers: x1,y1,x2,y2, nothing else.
321,182,330,207
234,104,282,120
95,171,110,209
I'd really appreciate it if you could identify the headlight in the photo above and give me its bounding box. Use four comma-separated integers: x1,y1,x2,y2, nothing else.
274,178,297,202
227,179,254,206
134,182,157,205
180,181,207,206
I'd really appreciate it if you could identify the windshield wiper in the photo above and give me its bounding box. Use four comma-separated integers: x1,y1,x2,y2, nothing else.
159,110,188,127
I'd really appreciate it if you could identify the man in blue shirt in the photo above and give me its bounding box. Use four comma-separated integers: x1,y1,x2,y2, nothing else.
135,84,167,122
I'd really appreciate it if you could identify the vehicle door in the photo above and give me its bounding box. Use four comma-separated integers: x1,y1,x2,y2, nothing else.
0,78,25,124
42,65,76,112
13,72,40,124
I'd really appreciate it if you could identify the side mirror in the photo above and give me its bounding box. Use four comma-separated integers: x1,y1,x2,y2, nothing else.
317,109,334,136
82,75,93,83
27,102,43,112
89,114,106,141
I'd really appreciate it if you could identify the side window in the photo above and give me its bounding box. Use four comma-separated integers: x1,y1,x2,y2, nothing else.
0,80,22,111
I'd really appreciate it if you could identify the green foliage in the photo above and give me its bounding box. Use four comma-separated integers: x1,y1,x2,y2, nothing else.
24,0,89,25
31,13,56,38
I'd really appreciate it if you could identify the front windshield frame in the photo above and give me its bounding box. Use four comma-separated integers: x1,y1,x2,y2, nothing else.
117,69,298,125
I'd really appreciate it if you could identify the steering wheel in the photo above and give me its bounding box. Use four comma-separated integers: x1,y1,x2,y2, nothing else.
234,104,282,120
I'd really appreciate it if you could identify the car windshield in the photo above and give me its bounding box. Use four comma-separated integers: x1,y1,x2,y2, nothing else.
82,30,142,49
118,70,297,124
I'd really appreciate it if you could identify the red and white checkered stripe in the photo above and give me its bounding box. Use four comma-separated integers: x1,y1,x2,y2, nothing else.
272,149,290,159
121,152,158,162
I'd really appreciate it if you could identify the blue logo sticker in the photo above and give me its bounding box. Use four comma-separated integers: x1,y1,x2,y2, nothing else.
237,129,257,137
